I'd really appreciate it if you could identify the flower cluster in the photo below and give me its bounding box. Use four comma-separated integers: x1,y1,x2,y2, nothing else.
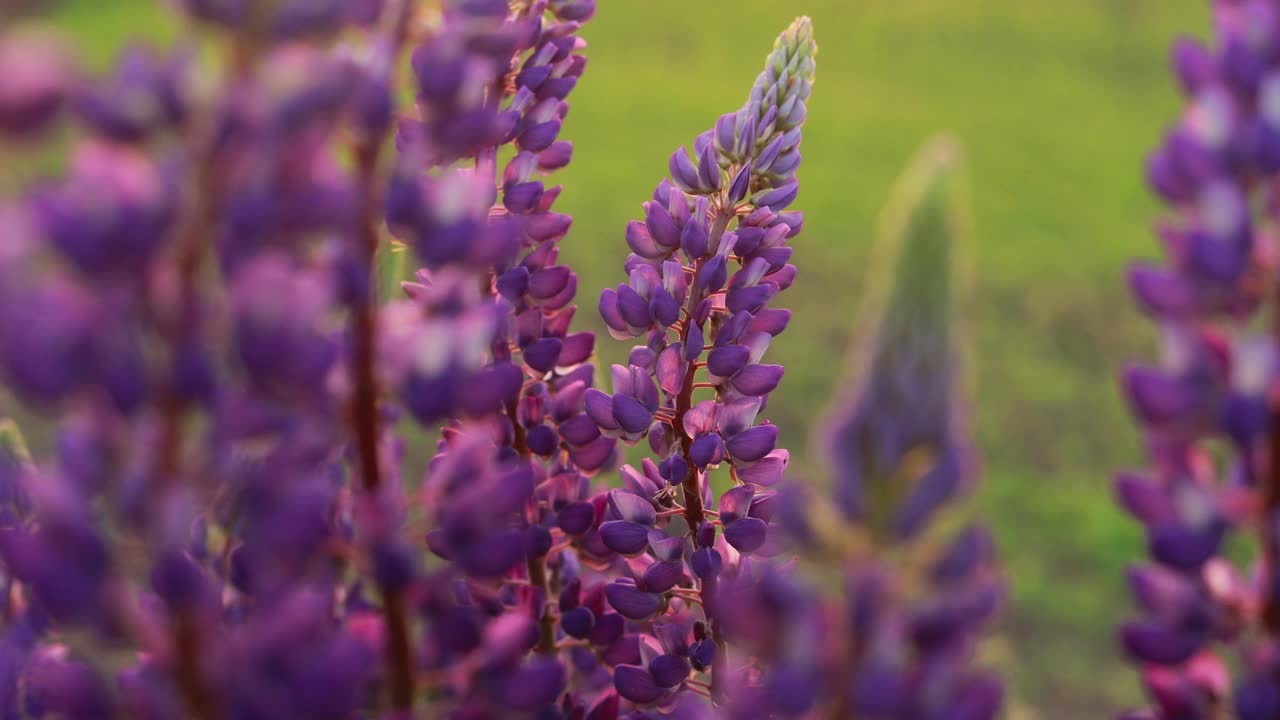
0,2,1003,718
0,2,419,719
1120,2,1280,717
749,137,1003,720
584,17,814,707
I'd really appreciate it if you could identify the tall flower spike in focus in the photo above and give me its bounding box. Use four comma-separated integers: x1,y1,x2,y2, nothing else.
593,16,815,709
1117,4,1280,718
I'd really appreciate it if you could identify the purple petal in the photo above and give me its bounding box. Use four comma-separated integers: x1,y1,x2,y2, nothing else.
523,337,564,373
725,424,778,463
697,142,721,192
599,520,650,555
584,388,619,431
614,664,664,704
1128,264,1194,317
718,485,756,525
656,344,686,395
723,517,767,553
726,282,778,314
626,220,665,259
1120,621,1203,665
570,436,615,472
681,215,709,260
645,201,679,249
649,534,686,562
1123,366,1194,426
557,502,597,535
639,560,684,593
731,364,784,396
598,288,628,334
1113,471,1176,525
538,140,574,170
648,654,691,689
649,288,680,327
612,393,654,434
682,400,720,436
561,606,595,639
689,433,725,469
560,412,602,446
669,147,701,193
707,345,750,378
736,449,788,486
716,397,761,436
558,332,595,366
691,547,722,579
605,582,662,620
494,660,565,710
616,284,651,329
621,464,662,498
607,489,657,525
459,529,525,577
1149,521,1224,571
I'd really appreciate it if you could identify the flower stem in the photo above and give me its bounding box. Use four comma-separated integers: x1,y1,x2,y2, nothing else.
672,208,733,703
506,397,556,654
352,125,416,716
1265,285,1280,634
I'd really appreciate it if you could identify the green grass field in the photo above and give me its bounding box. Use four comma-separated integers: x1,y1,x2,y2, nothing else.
29,0,1211,715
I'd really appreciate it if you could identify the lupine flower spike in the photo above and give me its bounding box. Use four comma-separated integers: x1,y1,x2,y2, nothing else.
591,15,816,711
0,4,1008,718
1118,3,1280,718
767,136,1003,720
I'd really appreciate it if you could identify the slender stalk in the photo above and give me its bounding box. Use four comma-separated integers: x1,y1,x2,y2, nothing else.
505,397,556,654
527,553,556,654
150,42,243,720
346,5,418,709
1265,287,1280,633
351,134,416,712
173,610,218,720
671,209,733,702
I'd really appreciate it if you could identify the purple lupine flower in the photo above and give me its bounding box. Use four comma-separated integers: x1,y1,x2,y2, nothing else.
1117,4,1280,717
0,4,1041,718
382,2,623,716
0,2,417,718
587,16,816,709
752,137,1004,720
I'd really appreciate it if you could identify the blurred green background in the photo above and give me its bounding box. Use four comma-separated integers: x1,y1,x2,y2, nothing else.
33,0,1211,716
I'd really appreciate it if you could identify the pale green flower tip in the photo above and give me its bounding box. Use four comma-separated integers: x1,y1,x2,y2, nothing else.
0,418,32,470
773,16,817,82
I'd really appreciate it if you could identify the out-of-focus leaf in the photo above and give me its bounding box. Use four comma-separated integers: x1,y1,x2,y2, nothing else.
377,237,408,303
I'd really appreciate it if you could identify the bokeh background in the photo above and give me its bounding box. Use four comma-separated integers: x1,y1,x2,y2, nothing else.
21,0,1214,716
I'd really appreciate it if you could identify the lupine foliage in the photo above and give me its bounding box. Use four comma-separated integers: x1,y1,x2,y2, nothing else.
0,2,1004,719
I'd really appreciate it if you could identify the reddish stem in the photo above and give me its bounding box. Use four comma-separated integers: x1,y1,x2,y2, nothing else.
351,137,416,713
1265,285,1280,633
506,397,557,654
173,610,218,720
670,210,733,702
